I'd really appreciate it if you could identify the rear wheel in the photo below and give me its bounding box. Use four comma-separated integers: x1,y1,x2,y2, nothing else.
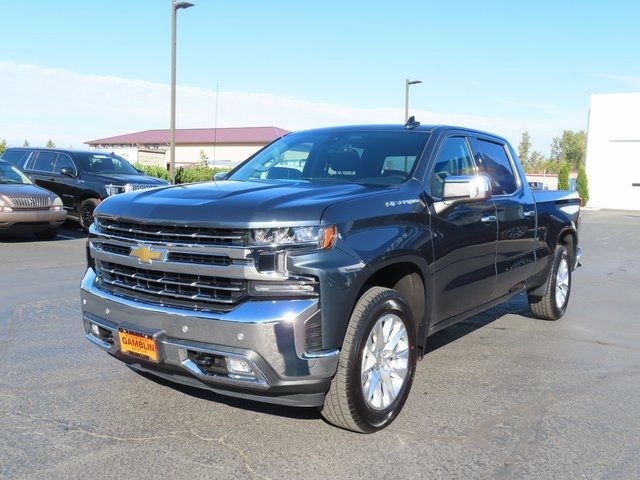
34,228,59,240
320,287,417,433
79,198,99,231
529,245,572,320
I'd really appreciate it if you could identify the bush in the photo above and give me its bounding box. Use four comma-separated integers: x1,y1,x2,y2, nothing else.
134,163,170,181
557,162,569,190
176,165,231,184
576,164,589,206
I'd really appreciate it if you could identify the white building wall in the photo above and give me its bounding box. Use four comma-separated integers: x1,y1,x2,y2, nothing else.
87,144,266,169
173,144,264,168
586,92,640,210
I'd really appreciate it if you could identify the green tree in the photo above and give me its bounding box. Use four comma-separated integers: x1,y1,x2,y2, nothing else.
46,139,55,148
0,139,6,155
550,130,586,171
23,139,29,147
576,164,589,205
557,162,570,190
134,163,170,181
517,131,531,168
524,150,546,173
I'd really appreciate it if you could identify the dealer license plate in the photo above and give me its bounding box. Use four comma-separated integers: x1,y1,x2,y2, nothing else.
118,328,159,362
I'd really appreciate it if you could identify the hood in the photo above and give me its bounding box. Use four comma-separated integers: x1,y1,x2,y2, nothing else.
0,183,57,203
82,173,167,185
94,180,395,227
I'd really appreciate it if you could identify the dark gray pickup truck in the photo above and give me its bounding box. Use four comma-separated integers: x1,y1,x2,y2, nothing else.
81,124,581,432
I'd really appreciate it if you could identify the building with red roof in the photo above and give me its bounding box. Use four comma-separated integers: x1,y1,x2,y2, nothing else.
85,126,289,168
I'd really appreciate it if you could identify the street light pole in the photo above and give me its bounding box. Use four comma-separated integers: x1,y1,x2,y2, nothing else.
169,1,194,183
404,79,422,122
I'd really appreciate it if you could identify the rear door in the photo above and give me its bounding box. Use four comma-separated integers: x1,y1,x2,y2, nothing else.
428,134,498,322
26,151,60,196
469,137,537,297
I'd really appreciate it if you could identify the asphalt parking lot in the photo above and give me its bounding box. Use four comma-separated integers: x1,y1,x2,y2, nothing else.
1,210,639,479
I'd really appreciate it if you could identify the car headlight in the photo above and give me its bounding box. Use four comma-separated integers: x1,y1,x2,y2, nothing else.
0,198,12,213
50,197,64,211
105,184,125,197
250,226,337,249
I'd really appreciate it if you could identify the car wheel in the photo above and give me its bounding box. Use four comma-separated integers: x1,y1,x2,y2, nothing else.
528,244,572,320
34,228,59,240
79,198,100,231
320,286,417,433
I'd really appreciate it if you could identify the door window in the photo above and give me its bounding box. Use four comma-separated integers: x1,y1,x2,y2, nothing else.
429,137,476,198
54,154,76,174
31,151,58,173
471,139,518,195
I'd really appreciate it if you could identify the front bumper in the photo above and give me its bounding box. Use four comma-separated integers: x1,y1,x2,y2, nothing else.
0,209,66,230
80,269,339,407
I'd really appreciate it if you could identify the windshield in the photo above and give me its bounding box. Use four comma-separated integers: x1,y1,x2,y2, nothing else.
0,162,32,185
229,131,430,186
74,153,140,175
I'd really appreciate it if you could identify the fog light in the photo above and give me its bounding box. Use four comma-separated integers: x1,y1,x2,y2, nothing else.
226,357,254,377
90,323,100,337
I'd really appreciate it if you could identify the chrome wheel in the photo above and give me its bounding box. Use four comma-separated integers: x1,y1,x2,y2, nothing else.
555,257,570,309
360,313,409,411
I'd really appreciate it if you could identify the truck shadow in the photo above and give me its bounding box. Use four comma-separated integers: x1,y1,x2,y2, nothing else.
425,293,533,354
137,294,534,422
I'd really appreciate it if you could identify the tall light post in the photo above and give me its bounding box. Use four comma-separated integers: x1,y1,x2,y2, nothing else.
404,79,422,122
169,0,194,183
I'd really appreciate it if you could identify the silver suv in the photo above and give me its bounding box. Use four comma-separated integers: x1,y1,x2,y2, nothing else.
0,160,67,239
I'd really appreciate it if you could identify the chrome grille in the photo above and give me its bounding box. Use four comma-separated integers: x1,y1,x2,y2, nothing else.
93,241,250,267
96,218,248,246
95,260,247,311
8,195,51,209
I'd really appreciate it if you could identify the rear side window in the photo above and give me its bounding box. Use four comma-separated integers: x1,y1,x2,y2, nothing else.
430,137,476,197
1,150,31,168
470,139,518,195
31,151,58,172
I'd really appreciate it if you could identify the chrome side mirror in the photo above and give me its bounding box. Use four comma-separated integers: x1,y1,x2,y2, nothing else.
435,175,492,213
213,172,227,181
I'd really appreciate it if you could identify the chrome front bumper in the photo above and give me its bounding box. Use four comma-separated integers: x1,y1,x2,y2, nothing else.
80,269,339,407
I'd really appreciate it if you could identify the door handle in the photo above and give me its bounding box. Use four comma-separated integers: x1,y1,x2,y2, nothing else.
481,215,497,223
523,210,536,218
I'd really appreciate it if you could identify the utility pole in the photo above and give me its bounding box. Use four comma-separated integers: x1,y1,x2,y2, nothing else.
169,1,194,183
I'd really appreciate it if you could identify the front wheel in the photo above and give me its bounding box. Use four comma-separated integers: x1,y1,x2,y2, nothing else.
528,245,572,320
320,287,417,433
79,198,100,231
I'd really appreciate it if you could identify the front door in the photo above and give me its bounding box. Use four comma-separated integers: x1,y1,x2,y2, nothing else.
428,135,498,323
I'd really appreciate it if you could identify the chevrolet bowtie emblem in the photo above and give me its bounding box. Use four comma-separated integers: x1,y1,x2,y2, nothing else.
130,245,166,264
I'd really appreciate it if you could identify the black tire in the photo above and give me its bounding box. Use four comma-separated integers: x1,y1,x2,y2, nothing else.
320,287,417,433
79,198,100,231
528,245,572,320
34,228,59,240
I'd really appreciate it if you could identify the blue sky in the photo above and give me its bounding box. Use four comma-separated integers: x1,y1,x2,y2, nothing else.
1,0,639,153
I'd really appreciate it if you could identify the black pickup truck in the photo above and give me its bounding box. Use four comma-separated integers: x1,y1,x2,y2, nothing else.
81,123,581,433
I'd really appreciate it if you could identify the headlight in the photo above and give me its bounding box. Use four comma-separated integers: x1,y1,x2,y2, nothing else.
50,197,64,211
0,199,12,213
105,184,125,197
250,225,337,249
